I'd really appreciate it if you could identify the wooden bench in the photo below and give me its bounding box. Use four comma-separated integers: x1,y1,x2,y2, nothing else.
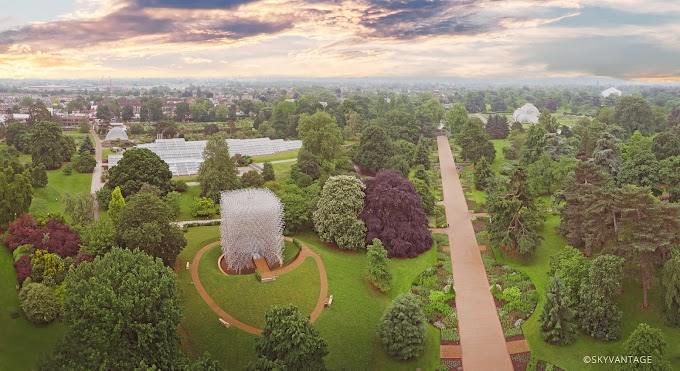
218,318,230,328
186,262,190,270
324,295,334,307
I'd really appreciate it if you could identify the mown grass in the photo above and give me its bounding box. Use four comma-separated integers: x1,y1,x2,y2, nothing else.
177,186,217,221
29,168,92,221
177,227,441,370
252,149,299,163
0,246,65,371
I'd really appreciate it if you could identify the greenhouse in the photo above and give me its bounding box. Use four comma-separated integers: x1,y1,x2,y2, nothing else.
108,137,301,176
512,103,540,124
104,127,129,142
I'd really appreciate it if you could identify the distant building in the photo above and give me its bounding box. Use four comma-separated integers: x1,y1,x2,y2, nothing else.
59,114,88,127
512,103,540,124
601,87,622,98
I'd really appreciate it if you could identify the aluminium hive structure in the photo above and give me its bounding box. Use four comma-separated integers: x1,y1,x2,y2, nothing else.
220,188,284,273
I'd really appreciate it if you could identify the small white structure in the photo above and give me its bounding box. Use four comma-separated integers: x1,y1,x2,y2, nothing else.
220,188,284,273
104,127,129,142
601,87,622,98
512,103,540,124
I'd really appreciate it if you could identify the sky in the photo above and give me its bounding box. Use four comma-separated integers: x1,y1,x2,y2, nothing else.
1,0,680,80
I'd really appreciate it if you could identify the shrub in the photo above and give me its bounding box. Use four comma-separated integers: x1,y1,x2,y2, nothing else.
14,255,32,286
379,294,426,360
425,290,454,317
19,283,60,324
190,197,216,218
62,164,73,175
171,179,188,192
95,186,113,210
502,286,522,312
13,244,35,261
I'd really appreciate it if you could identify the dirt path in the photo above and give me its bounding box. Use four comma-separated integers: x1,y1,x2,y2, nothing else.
90,126,104,219
190,238,329,335
436,135,513,370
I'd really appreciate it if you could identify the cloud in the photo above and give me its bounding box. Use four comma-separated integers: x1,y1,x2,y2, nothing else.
183,56,212,64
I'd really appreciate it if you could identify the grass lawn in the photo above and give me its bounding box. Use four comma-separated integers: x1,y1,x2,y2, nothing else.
198,243,320,329
282,240,300,264
29,167,92,221
491,139,510,175
272,161,295,182
173,175,199,183
177,227,441,370
102,148,115,160
252,149,299,163
177,186,217,221
0,246,65,370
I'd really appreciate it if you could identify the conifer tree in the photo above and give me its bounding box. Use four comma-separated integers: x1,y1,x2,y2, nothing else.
413,136,430,170
108,186,126,224
540,277,577,345
662,252,680,326
473,156,493,190
579,255,624,341
31,163,48,188
378,294,426,360
365,239,392,292
618,323,671,371
262,161,275,182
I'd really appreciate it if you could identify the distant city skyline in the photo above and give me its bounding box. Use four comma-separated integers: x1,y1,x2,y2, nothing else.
2,0,680,81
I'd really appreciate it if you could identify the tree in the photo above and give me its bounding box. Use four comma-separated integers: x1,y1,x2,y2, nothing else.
277,183,318,234
79,135,95,154
108,186,126,224
64,193,94,226
485,114,509,139
62,164,73,176
96,104,112,124
163,191,182,220
198,137,240,203
6,121,31,152
662,252,680,326
579,255,624,341
19,282,60,325
473,157,494,191
252,305,328,371
539,277,577,345
445,102,469,135
538,109,559,133
411,178,435,215
241,170,264,188
520,123,547,165
549,246,590,305
31,121,72,169
45,248,186,370
413,137,430,170
618,323,671,371
414,98,444,138
312,175,367,250
80,219,117,257
31,163,48,188
652,131,680,160
378,294,426,360
360,170,433,258
377,108,418,142
365,238,392,292
191,197,215,218
592,132,622,175
79,118,90,133
271,100,297,138
175,102,190,122
354,125,395,173
614,96,659,135
0,165,33,226
73,153,97,173
297,111,343,165
204,123,219,135
486,167,543,258
457,119,495,164
116,193,186,266
121,105,134,122
543,132,572,161
262,162,275,182
618,131,661,194
107,148,173,197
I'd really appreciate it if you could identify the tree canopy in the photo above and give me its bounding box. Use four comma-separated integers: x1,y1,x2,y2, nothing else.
107,148,173,197
198,137,240,203
312,175,367,250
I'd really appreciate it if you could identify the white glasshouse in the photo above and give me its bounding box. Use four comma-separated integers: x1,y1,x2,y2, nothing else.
104,127,129,141
108,137,302,176
512,103,540,124
601,87,622,98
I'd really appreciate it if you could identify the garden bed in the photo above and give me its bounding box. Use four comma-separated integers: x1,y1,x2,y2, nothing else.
428,205,448,228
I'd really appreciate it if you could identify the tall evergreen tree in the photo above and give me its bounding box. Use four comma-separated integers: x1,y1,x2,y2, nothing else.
485,114,509,139
31,163,48,188
538,109,559,133
592,132,622,175
411,178,435,215
444,102,469,135
520,123,547,165
579,255,624,341
108,186,125,224
365,238,392,292
262,161,275,182
662,251,680,326
252,305,328,371
413,136,431,170
31,121,71,169
79,135,95,154
473,156,493,190
540,277,578,345
378,294,426,360
457,119,495,164
354,125,395,173
198,137,240,203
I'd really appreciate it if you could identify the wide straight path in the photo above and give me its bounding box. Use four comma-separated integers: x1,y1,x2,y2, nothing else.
437,135,512,370
90,126,104,219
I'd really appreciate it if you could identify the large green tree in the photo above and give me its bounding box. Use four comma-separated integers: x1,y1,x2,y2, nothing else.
115,193,187,266
613,95,659,135
64,193,94,226
578,255,624,341
413,136,430,170
354,125,395,173
662,251,680,326
271,100,298,138
312,175,367,250
0,165,33,226
549,246,590,304
31,121,74,169
520,123,547,165
252,305,328,371
444,102,469,135
457,119,495,164
378,294,426,360
540,277,578,345
44,248,186,370
377,108,418,143
296,111,343,166
485,114,509,139
198,137,240,203
618,131,662,194
107,148,173,197
618,323,671,371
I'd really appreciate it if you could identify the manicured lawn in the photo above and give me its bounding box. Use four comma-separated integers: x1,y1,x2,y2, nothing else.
0,246,65,370
0,142,31,163
282,240,300,264
198,243,320,329
102,148,115,160
177,227,441,370
177,186,217,221
29,168,92,221
272,161,295,182
173,175,199,182
252,149,299,163
491,139,510,175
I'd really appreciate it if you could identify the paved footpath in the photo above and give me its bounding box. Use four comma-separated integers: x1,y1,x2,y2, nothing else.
90,127,104,219
437,135,513,370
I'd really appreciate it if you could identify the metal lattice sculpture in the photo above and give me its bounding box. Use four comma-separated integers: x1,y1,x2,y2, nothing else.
220,188,284,273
